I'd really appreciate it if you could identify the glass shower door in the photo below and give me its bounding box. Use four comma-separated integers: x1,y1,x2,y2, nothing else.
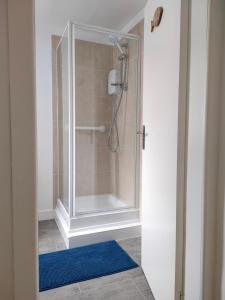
72,24,141,216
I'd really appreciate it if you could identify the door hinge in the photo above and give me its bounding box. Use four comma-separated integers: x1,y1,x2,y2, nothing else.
137,125,148,150
179,290,184,300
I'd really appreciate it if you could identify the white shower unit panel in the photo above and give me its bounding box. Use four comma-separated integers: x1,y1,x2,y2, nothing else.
55,198,141,248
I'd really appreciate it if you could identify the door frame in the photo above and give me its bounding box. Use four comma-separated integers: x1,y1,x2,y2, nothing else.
184,0,224,299
178,0,222,299
3,0,223,299
175,0,189,298
2,0,37,299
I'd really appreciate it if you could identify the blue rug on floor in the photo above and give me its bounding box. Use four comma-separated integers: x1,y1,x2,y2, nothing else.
39,240,138,291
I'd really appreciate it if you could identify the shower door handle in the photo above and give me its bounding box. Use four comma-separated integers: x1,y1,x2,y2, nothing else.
137,125,148,150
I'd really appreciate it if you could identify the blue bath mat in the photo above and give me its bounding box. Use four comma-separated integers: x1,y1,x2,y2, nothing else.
39,240,138,291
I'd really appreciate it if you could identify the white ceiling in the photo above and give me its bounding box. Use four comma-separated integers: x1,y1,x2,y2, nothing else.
36,0,147,31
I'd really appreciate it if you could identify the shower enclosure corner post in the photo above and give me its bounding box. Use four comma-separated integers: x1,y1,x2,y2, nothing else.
67,21,76,218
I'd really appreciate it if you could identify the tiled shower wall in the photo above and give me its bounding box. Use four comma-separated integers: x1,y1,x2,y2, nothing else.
129,20,144,116
74,40,114,197
52,20,144,208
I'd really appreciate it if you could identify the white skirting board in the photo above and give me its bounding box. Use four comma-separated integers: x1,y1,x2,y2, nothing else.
38,209,55,221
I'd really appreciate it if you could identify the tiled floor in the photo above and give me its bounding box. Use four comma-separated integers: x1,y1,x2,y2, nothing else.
38,220,154,300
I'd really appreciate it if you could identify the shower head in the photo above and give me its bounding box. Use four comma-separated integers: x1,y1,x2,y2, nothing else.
109,34,125,56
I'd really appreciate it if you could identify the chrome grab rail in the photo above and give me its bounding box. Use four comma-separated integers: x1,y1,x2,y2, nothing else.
75,125,106,133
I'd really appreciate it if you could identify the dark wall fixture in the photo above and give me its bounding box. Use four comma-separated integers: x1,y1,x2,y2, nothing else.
151,7,163,32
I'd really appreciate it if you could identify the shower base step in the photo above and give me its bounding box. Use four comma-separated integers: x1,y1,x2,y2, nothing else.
66,222,141,248
55,199,141,248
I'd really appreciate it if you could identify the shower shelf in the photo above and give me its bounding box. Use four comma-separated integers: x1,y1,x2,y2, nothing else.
75,125,106,133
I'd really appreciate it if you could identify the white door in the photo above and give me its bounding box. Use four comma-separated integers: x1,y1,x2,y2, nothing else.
142,1,186,300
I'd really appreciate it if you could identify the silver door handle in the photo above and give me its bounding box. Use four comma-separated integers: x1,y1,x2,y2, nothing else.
137,125,148,150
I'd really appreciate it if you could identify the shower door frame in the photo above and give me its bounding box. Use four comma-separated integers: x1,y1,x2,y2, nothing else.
64,21,142,218
56,22,75,218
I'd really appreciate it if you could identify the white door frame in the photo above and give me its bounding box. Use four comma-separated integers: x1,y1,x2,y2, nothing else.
1,0,37,300
175,0,189,298
1,0,223,299
185,0,224,299
184,0,210,298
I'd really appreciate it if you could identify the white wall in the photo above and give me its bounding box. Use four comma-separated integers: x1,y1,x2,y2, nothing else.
121,8,144,33
35,24,54,217
35,16,65,218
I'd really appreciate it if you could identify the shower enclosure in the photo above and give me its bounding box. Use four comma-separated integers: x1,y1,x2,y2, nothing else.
55,22,141,247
